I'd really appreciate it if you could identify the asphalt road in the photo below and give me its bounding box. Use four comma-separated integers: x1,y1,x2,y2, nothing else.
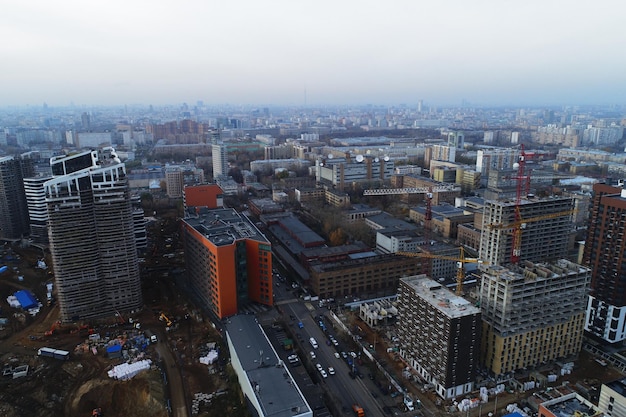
275,295,388,416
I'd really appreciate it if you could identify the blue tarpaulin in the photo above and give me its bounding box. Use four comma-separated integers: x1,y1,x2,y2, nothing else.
14,290,38,309
106,345,122,353
106,344,122,358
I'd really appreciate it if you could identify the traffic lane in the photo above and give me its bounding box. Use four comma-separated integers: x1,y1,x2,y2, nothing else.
283,301,388,415
302,314,385,415
324,356,359,409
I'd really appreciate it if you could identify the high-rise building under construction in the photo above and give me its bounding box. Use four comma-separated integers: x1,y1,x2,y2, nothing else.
45,148,142,321
479,260,589,376
479,196,574,266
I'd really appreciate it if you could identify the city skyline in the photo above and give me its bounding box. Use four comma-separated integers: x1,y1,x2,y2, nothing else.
1,0,625,107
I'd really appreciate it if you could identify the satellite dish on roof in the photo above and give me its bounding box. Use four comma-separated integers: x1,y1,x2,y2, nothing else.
374,157,380,163
328,153,334,159
355,154,364,163
383,155,390,162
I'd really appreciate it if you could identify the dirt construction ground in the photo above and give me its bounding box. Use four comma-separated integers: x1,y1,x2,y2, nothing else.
0,241,243,417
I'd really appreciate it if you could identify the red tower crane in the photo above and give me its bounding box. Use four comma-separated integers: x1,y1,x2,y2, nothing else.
511,145,534,264
424,187,433,241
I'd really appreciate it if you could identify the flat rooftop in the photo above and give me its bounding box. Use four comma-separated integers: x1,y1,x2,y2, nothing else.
367,212,417,231
300,242,370,259
348,203,380,214
184,208,268,246
401,275,481,319
278,216,325,246
606,377,626,396
225,315,310,417
543,395,600,417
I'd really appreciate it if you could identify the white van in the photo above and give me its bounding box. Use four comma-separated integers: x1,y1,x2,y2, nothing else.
309,337,318,349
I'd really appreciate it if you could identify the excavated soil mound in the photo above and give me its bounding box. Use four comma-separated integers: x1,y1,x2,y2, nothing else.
67,370,167,417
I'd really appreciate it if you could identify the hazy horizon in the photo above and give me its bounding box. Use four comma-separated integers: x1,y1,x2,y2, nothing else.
2,0,625,108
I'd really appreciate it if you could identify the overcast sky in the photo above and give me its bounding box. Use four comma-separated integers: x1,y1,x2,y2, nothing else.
1,0,625,107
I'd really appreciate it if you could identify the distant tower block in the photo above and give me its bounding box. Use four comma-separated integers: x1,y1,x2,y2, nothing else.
511,131,520,144
447,131,465,149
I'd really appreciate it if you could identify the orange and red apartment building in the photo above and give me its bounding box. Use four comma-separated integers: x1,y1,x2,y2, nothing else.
183,184,224,211
181,207,272,318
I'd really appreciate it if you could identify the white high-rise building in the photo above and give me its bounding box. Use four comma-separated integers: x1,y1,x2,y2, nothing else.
212,143,228,178
23,175,52,244
476,148,519,178
431,145,456,162
45,148,142,322
447,131,465,149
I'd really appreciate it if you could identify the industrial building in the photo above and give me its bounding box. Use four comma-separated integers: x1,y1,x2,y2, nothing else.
342,203,381,223
478,260,590,376
391,175,461,205
396,275,481,400
583,183,626,344
308,253,424,299
224,315,312,417
479,196,574,266
315,155,394,191
250,158,312,174
294,187,325,205
409,203,474,239
45,148,142,321
181,208,272,319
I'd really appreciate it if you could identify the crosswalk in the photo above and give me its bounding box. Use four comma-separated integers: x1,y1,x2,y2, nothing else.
239,302,271,315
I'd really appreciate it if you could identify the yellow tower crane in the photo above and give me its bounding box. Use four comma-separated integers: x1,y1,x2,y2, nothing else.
486,209,577,231
486,208,577,264
397,247,487,296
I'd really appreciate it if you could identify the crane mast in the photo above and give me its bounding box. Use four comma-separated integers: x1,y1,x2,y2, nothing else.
511,145,535,264
511,146,526,264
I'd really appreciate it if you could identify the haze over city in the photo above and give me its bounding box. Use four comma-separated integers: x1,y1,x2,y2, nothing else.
2,0,625,108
